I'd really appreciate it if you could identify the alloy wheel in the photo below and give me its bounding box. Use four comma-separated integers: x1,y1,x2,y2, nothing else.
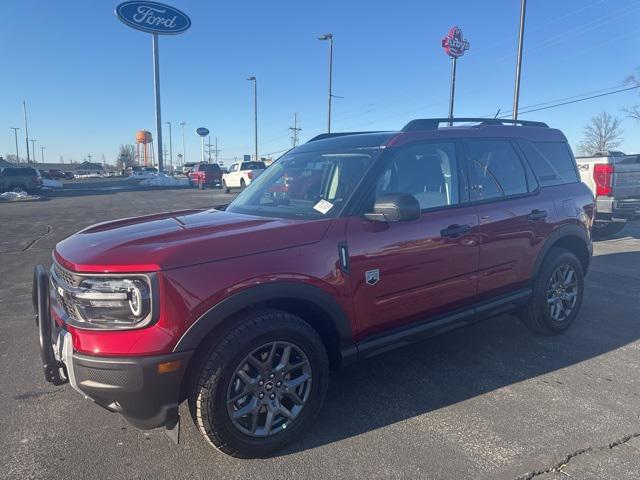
546,264,578,322
226,341,312,437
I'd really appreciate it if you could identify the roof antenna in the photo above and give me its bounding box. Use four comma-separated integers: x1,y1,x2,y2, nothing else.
494,109,501,118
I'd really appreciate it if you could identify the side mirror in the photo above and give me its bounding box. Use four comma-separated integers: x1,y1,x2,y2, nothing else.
363,193,421,222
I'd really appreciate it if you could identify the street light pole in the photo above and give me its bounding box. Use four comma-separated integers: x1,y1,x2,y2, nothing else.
179,121,186,166
152,33,164,172
166,121,173,172
513,0,527,120
318,33,334,133
23,101,30,163
247,76,258,161
40,146,46,163
10,127,20,163
31,139,37,163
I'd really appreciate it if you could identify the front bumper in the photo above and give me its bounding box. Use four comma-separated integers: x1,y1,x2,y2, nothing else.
33,265,192,430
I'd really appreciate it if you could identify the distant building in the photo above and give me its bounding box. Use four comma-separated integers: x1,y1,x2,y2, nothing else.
72,161,104,176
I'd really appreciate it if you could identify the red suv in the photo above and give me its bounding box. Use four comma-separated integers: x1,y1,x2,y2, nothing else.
34,118,594,458
188,162,223,189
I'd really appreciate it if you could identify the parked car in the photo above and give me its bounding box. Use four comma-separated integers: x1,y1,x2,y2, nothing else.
1,166,42,193
182,162,197,175
222,161,267,193
575,152,640,239
188,162,223,189
34,118,593,458
41,169,69,180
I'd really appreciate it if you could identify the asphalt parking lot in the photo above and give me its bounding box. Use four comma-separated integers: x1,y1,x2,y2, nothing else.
1,184,639,479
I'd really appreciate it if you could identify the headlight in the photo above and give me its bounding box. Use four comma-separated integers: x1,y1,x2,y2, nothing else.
70,277,152,328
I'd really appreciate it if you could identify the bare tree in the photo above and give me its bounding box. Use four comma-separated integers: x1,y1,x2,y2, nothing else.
117,144,136,170
578,111,624,156
624,71,640,121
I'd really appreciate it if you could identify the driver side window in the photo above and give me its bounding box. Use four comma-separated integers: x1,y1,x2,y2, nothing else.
375,142,460,211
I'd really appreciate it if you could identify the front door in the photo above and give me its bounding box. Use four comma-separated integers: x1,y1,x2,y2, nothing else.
347,141,480,340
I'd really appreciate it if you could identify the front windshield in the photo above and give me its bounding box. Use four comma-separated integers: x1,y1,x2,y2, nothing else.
226,148,381,219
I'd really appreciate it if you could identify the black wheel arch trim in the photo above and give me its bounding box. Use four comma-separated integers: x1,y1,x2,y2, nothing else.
172,282,355,357
532,223,592,278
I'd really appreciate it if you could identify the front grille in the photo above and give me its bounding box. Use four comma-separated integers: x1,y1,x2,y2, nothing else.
51,263,81,321
54,264,80,287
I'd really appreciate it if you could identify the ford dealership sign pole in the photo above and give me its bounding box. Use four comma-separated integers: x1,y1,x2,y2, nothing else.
196,127,210,163
115,1,191,172
441,26,470,125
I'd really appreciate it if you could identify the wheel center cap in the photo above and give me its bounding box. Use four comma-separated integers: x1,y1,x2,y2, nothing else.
264,381,274,391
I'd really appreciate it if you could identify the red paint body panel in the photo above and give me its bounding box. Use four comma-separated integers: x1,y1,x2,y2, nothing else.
48,127,594,360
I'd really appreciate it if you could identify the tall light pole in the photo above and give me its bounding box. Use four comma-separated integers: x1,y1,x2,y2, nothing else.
9,127,20,163
179,121,186,166
166,121,173,172
318,33,333,133
513,0,527,120
23,101,30,163
31,139,37,163
40,146,46,163
247,76,258,161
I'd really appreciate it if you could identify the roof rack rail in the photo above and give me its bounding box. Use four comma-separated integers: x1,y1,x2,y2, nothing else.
307,131,382,142
401,118,548,132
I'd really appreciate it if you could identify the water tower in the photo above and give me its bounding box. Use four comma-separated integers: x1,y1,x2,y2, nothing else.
135,130,154,166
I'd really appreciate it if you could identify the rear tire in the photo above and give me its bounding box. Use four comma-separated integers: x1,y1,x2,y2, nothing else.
592,220,626,240
520,247,584,335
240,179,246,190
188,309,329,458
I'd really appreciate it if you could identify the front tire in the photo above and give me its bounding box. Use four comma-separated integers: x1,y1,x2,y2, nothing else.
520,247,584,335
223,180,230,194
188,309,329,458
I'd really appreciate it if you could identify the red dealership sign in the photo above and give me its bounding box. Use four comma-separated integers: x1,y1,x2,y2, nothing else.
442,26,470,58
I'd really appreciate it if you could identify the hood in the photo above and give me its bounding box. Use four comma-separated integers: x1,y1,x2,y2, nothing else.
54,209,331,273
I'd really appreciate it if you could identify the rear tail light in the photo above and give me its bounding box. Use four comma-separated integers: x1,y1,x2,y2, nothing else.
593,164,614,196
247,171,253,180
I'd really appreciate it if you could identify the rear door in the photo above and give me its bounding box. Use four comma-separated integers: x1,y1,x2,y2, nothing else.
347,141,479,338
463,139,549,301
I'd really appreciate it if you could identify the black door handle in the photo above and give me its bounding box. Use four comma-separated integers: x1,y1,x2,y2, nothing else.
440,224,471,238
528,209,548,221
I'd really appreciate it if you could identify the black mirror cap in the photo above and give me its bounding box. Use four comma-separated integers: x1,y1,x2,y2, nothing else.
364,193,421,222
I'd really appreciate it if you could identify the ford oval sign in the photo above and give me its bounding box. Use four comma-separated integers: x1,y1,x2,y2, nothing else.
115,1,191,35
196,127,210,137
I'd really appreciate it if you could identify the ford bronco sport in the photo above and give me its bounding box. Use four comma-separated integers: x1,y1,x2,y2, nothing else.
33,118,594,458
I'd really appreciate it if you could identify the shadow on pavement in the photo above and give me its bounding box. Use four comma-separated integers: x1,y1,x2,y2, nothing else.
277,250,640,457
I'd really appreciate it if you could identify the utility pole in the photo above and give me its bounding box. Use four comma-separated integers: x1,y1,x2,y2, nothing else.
206,135,213,162
40,146,46,163
10,127,20,163
289,113,302,147
31,139,37,163
23,101,30,163
318,33,334,133
247,76,258,161
513,0,527,120
179,121,186,165
214,136,220,164
166,121,173,172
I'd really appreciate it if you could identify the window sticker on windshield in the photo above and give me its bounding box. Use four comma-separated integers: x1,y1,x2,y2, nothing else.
313,199,334,214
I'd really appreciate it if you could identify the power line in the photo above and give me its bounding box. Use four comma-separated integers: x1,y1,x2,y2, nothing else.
501,85,640,117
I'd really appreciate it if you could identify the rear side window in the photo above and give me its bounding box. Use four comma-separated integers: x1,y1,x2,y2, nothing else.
241,162,266,170
465,140,529,201
199,164,220,171
518,141,579,186
2,167,37,176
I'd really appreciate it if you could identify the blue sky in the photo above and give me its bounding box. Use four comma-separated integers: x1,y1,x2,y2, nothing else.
1,0,639,166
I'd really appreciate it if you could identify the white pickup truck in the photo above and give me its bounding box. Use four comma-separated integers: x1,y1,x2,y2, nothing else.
576,152,640,238
222,161,267,193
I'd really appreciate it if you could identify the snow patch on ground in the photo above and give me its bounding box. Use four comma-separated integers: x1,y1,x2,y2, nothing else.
140,173,188,187
42,179,63,188
0,190,40,201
